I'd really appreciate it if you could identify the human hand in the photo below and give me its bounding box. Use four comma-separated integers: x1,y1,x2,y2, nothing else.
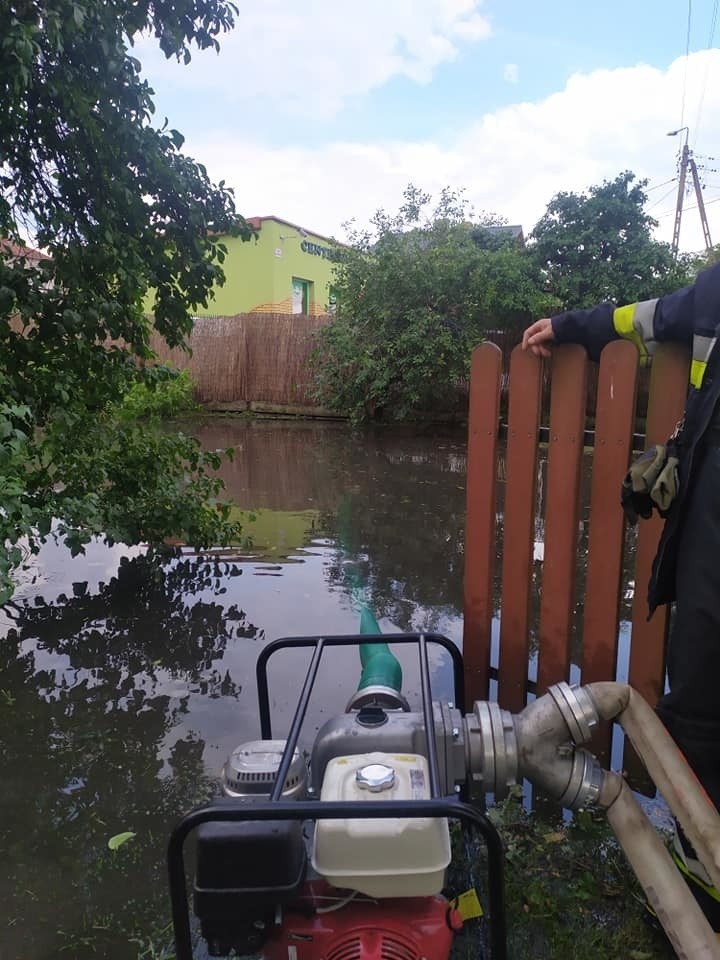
522,318,555,358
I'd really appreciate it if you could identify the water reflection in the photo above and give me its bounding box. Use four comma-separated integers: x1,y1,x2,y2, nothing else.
0,551,257,959
0,420,470,958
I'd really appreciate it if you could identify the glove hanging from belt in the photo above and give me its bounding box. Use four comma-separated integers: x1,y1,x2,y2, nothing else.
621,444,680,524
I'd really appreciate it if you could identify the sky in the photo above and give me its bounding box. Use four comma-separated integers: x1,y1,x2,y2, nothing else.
136,0,720,253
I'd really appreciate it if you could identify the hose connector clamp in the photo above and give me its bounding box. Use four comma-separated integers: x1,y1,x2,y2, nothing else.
548,681,600,745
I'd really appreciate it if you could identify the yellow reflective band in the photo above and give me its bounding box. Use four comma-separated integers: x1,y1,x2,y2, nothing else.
613,304,648,359
691,358,707,389
672,850,720,903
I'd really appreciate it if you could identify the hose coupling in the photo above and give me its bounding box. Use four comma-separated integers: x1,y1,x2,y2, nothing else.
548,681,600,744
465,700,518,800
557,749,605,810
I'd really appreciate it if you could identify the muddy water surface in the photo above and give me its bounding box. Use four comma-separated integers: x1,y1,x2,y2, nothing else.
0,420,474,959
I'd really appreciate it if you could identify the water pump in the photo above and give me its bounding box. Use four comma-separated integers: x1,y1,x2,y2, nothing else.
170,634,504,960
168,632,720,960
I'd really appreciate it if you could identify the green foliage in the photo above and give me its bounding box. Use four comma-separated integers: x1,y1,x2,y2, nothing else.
312,185,557,423
0,0,253,599
40,412,241,556
681,243,720,279
452,796,673,959
120,368,199,421
529,171,693,309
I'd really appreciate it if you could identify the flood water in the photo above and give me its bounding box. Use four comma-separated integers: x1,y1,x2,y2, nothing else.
0,419,480,960
0,418,669,959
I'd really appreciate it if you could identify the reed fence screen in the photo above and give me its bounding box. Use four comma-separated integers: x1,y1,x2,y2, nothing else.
149,313,329,409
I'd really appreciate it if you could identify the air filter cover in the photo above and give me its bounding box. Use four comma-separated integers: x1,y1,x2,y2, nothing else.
222,740,307,799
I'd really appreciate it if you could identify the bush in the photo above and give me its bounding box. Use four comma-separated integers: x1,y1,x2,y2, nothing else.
120,369,199,421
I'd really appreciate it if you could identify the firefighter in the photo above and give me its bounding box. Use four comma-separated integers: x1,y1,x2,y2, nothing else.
522,259,720,930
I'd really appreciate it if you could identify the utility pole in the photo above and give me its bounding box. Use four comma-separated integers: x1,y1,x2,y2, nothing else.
689,154,714,254
667,126,714,257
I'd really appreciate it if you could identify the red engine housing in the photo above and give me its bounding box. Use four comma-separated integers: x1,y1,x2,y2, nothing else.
263,881,459,960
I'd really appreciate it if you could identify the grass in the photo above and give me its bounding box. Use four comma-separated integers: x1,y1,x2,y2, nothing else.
449,792,676,960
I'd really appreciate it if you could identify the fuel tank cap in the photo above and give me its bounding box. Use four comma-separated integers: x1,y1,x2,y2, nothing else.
356,762,395,792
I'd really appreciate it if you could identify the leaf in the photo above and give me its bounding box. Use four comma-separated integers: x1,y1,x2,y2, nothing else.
0,0,244,599
108,831,136,851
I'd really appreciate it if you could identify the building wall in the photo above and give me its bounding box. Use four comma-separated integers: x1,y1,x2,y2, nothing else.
198,217,338,317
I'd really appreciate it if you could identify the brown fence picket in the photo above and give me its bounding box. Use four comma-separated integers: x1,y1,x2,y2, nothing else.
463,342,502,706
582,340,639,684
497,346,543,713
628,343,690,706
465,331,692,785
536,345,588,695
581,340,639,760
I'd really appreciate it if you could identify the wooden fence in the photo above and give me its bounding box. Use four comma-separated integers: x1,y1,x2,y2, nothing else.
149,313,331,412
462,340,690,754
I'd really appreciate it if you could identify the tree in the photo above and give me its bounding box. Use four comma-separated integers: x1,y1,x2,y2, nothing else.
529,171,693,309
0,0,253,600
312,185,556,423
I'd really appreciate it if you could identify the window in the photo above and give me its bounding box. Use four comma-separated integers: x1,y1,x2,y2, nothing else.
292,277,311,314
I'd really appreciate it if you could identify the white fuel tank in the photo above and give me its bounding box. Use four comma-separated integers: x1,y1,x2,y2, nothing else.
311,751,451,898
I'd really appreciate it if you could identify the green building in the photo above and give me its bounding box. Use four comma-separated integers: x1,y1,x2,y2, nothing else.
197,215,339,317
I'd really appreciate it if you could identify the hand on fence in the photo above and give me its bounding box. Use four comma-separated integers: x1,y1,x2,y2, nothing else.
522,318,555,358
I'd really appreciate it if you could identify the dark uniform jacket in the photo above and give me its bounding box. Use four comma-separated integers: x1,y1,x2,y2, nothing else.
550,261,720,615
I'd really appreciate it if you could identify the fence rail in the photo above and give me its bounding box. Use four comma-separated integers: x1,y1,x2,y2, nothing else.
462,340,690,759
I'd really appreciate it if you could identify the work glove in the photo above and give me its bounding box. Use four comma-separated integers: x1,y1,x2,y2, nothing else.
621,445,668,525
649,453,680,516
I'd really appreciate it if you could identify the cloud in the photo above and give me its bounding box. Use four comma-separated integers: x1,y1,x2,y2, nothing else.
139,0,492,119
503,63,519,84
182,49,720,255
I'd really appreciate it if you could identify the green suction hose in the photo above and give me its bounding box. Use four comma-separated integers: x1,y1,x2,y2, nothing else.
358,606,403,695
337,496,406,710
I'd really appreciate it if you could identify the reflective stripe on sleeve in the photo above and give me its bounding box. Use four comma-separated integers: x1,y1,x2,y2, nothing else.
613,299,659,365
691,335,716,388
690,359,707,389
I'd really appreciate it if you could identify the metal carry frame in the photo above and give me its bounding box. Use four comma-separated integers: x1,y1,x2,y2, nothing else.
168,633,507,960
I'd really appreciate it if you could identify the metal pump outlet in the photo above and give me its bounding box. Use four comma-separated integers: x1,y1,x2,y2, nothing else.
462,680,720,960
336,636,604,810
465,681,604,808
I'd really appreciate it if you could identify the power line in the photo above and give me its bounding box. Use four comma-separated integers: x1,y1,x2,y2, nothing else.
646,177,678,192
680,0,693,129
648,185,680,212
656,193,720,218
692,0,720,146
